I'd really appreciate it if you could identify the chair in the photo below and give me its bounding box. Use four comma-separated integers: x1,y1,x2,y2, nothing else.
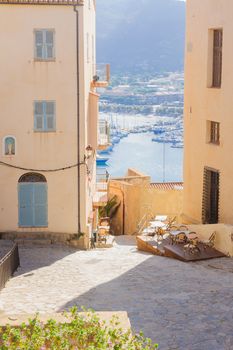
142,227,156,236
97,226,110,244
178,225,189,231
184,237,200,254
99,217,110,226
155,227,167,247
168,225,178,231
167,225,179,244
186,231,198,240
202,231,216,249
166,216,177,230
173,232,187,244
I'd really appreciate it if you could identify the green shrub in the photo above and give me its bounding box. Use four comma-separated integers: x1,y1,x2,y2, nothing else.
0,307,158,350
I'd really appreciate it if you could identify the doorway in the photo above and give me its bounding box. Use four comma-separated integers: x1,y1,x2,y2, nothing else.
202,167,219,224
18,173,48,227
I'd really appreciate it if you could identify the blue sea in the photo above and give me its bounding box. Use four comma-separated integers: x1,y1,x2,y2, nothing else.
98,132,183,183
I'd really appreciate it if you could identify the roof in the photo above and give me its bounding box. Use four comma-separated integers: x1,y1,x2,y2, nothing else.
0,0,84,5
150,182,184,191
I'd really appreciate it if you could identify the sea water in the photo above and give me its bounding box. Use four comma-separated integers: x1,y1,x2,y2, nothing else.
98,132,183,182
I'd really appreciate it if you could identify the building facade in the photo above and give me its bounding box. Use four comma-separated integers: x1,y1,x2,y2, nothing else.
0,0,107,248
184,0,233,225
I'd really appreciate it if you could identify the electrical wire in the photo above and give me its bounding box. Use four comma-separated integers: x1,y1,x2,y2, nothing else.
0,160,87,173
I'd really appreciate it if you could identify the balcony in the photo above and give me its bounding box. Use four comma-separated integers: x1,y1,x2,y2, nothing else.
93,171,109,207
98,120,111,150
91,64,110,88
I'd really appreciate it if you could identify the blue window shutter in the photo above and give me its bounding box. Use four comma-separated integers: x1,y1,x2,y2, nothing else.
34,101,55,132
34,101,44,131
45,30,54,59
18,184,34,227
35,29,54,60
35,30,43,59
45,101,55,131
33,184,48,227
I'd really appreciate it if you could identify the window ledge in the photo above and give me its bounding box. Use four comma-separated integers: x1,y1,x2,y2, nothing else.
18,226,48,228
2,155,16,157
207,141,220,146
34,58,56,62
207,86,221,90
33,130,56,133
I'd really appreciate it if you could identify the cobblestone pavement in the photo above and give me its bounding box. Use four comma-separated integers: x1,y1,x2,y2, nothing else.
0,236,233,350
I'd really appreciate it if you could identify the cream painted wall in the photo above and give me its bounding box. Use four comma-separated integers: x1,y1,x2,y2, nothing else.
109,170,183,235
184,0,233,224
187,224,233,257
0,3,97,244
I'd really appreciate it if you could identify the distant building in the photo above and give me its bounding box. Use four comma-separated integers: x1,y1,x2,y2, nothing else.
0,0,109,248
184,0,232,224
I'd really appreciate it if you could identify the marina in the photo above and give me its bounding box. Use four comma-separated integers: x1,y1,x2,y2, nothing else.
97,130,183,182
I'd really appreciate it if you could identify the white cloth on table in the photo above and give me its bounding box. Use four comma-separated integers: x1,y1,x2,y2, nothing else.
149,221,166,228
142,227,155,234
154,215,168,222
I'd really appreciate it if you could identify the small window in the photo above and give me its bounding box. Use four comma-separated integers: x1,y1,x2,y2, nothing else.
34,29,55,60
212,29,223,88
4,136,16,155
207,121,220,145
34,101,56,132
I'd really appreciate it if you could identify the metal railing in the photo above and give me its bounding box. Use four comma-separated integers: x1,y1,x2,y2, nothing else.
136,208,154,235
0,242,20,291
98,120,111,146
96,170,110,192
92,64,110,86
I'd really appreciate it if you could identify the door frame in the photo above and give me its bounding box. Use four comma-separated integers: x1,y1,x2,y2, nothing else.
18,173,48,228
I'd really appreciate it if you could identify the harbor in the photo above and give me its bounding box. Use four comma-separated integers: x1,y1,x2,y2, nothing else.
97,115,183,182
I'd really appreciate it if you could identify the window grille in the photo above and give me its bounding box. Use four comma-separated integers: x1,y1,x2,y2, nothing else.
19,173,47,183
210,121,220,144
202,167,219,224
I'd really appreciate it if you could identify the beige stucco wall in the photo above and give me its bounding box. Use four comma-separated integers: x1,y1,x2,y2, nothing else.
109,169,183,235
0,3,97,246
184,0,233,224
187,224,233,257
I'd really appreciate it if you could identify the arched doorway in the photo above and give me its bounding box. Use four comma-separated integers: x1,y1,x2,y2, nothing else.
18,173,48,227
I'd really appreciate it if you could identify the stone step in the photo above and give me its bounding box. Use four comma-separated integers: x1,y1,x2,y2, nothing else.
0,232,74,243
14,238,52,246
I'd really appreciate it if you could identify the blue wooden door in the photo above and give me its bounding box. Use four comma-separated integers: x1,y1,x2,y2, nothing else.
18,183,48,227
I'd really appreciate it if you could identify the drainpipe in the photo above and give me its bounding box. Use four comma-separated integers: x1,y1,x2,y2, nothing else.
73,6,81,233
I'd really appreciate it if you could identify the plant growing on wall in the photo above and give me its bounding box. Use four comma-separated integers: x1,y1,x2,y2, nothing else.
98,195,120,220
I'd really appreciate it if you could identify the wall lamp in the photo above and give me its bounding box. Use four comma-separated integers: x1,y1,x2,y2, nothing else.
84,145,94,160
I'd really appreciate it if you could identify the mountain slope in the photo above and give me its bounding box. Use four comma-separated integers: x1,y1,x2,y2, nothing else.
96,0,185,72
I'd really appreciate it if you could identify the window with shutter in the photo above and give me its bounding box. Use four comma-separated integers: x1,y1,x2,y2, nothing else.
35,30,43,59
202,167,220,224
34,101,56,132
212,29,223,88
34,29,55,60
207,121,220,145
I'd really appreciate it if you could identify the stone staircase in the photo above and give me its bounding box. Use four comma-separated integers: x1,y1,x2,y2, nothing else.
0,232,78,247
